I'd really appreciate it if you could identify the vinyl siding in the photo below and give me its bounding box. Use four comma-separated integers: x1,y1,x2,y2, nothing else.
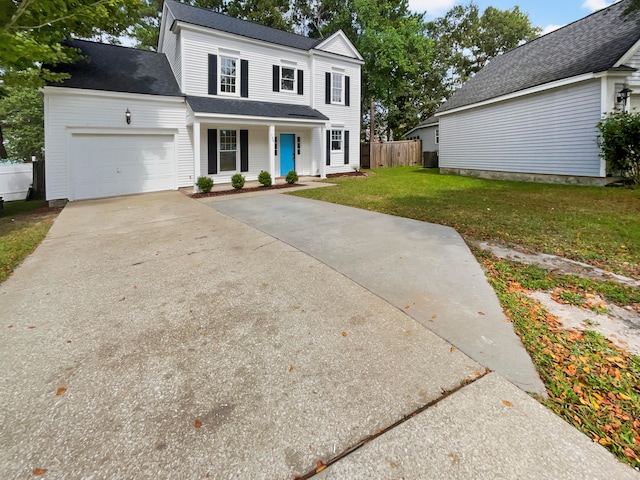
317,36,353,57
439,79,603,177
313,56,361,173
181,29,310,105
627,47,640,86
159,9,182,90
409,125,438,152
44,90,192,200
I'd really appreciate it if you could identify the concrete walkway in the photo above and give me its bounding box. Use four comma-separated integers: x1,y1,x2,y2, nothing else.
1,191,637,479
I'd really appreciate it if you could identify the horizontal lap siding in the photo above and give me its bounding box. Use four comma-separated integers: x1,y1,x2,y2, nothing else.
44,92,191,200
439,80,603,177
314,57,361,173
318,37,353,57
159,10,182,90
182,30,309,105
627,48,640,86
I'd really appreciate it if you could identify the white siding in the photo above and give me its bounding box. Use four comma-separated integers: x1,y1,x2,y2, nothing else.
44,90,192,201
313,56,362,173
439,79,603,177
626,47,640,87
181,29,311,105
409,125,438,153
159,9,182,90
317,36,353,58
0,163,33,201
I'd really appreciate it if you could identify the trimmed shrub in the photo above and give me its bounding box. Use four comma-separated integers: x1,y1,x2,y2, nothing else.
285,170,298,184
196,176,214,193
231,173,245,189
258,170,272,187
597,111,640,184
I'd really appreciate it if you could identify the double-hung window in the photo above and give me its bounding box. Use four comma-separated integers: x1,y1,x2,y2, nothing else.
435,128,440,145
331,73,343,104
331,130,343,151
219,129,237,171
281,67,295,92
220,56,237,94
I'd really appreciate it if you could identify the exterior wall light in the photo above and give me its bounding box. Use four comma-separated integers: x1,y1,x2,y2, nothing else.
125,109,132,124
617,87,632,107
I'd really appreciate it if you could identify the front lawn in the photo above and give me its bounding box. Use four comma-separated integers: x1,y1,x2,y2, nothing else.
291,167,640,468
293,167,640,278
0,200,58,283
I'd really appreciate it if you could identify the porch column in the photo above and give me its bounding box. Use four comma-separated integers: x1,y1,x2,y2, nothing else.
268,124,276,178
193,119,201,193
319,124,327,179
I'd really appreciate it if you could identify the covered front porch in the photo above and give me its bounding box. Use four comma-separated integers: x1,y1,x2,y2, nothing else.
186,96,330,186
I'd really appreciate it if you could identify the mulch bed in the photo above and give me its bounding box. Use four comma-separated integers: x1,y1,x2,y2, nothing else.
326,171,370,178
190,183,301,198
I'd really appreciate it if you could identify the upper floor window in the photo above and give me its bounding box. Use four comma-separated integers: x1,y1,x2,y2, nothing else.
325,71,350,106
281,67,295,91
220,56,237,94
332,73,343,104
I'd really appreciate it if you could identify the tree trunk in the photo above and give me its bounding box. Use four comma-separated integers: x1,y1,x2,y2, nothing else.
0,124,7,159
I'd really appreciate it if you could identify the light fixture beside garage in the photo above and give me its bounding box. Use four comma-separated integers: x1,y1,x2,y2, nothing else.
125,109,132,125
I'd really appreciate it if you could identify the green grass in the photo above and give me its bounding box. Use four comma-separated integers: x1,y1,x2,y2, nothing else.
292,167,640,278
0,200,57,283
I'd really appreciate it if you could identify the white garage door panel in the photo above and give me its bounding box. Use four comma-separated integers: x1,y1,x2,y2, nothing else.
71,134,175,200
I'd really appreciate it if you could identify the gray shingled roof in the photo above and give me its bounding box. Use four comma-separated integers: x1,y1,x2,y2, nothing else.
165,0,321,51
50,40,182,96
187,96,329,121
438,0,640,113
404,115,438,136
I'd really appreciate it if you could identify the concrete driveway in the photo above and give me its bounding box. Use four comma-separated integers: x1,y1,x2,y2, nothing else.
1,191,637,479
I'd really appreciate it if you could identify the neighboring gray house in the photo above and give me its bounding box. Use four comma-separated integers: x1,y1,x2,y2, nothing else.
436,0,640,185
404,116,439,167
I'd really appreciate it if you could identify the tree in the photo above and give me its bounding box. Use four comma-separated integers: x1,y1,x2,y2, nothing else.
0,85,44,161
0,0,146,86
425,3,539,106
597,111,640,184
227,0,292,31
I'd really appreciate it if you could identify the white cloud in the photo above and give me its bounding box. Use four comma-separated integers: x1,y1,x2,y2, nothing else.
540,24,564,36
581,0,620,12
408,0,457,16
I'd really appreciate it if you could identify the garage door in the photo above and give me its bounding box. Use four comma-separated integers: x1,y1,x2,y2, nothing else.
70,134,175,200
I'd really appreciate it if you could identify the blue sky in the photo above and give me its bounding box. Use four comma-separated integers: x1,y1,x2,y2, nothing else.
409,0,622,34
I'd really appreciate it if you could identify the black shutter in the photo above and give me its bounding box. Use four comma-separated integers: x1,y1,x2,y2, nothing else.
240,130,249,172
273,65,280,92
325,72,331,104
207,129,217,174
241,59,249,98
208,54,217,95
326,130,331,165
345,76,350,106
344,130,350,164
297,70,303,95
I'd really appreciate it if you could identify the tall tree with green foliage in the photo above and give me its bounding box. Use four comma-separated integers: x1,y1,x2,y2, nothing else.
425,3,540,108
227,0,292,31
0,85,44,161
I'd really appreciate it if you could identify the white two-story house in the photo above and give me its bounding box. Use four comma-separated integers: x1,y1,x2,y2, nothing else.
42,0,363,202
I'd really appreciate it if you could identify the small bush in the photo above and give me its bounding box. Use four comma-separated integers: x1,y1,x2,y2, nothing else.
231,173,245,189
285,170,298,184
597,111,640,184
196,176,214,193
258,170,272,187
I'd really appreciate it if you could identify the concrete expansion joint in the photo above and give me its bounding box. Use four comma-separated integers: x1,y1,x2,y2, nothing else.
295,368,492,479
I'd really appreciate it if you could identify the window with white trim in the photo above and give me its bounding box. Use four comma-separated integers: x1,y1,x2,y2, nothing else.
220,56,237,94
281,67,295,92
435,128,439,144
331,130,343,151
332,72,343,104
219,129,237,171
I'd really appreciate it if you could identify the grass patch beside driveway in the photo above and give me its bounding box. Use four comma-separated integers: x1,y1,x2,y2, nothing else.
291,167,640,468
0,200,59,283
293,167,640,278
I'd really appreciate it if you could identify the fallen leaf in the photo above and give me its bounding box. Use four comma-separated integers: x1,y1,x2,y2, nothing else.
316,460,326,473
33,469,47,475
341,331,347,337
194,420,202,428
623,446,639,461
477,311,485,316
450,346,455,353
133,285,137,289
28,326,36,329
502,400,513,407
404,305,410,309
7,325,13,328
431,314,437,319
289,365,294,373
119,297,126,301
56,387,67,396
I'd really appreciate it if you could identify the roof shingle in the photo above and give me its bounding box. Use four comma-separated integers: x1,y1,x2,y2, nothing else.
186,96,329,121
165,0,321,51
438,1,640,113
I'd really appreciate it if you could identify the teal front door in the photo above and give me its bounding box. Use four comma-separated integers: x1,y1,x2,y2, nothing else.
280,134,295,176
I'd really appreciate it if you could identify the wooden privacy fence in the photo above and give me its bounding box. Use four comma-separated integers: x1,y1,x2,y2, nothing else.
360,140,422,168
